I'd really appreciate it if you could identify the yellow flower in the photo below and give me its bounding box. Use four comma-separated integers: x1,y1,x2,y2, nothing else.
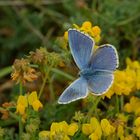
51,121,69,134
28,91,43,111
70,21,101,43
63,135,70,140
16,91,43,116
90,117,100,131
28,91,38,105
50,122,59,132
126,58,140,91
94,35,101,43
91,26,101,37
134,127,140,137
16,95,28,115
49,130,56,140
90,117,102,138
126,57,140,69
117,125,124,138
136,70,140,90
103,86,114,99
83,117,102,139
64,31,68,40
101,119,115,136
82,124,93,135
39,131,50,139
17,95,28,107
124,103,133,113
49,121,78,139
81,21,92,31
89,132,99,140
94,45,99,50
16,103,26,115
114,70,134,95
32,100,43,111
124,135,134,140
124,96,140,116
67,123,78,136
93,125,102,139
134,117,140,127
117,113,128,123
73,23,80,29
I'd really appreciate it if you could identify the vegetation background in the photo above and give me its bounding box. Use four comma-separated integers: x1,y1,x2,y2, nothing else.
0,0,140,139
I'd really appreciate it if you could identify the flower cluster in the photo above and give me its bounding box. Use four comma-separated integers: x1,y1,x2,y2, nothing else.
38,115,136,140
29,47,65,68
16,91,43,116
124,96,140,116
39,121,78,140
82,117,115,140
11,58,38,84
134,117,140,137
0,102,15,120
29,47,48,66
64,21,101,43
103,58,140,99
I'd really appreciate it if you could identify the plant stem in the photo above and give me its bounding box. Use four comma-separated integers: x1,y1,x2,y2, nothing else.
30,64,75,81
19,115,23,140
117,13,140,26
116,95,120,113
100,100,108,109
120,95,124,111
19,82,23,95
38,73,47,99
19,82,23,139
0,0,65,6
87,96,101,119
51,68,75,81
49,74,55,102
0,66,12,78
0,119,17,127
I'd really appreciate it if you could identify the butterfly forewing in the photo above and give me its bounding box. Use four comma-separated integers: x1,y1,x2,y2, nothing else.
68,29,94,70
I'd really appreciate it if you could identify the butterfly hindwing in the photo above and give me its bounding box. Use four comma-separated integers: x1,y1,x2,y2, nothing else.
58,77,88,104
89,44,119,71
87,71,114,95
68,29,94,70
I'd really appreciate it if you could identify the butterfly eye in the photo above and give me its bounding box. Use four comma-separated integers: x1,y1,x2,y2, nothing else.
78,72,81,77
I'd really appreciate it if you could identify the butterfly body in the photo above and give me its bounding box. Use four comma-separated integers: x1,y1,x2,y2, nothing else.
79,67,113,78
79,68,95,78
58,29,119,104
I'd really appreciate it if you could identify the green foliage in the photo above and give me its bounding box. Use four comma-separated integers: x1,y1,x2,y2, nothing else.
0,0,140,67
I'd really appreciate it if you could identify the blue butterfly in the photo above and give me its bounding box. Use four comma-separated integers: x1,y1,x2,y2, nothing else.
58,29,119,104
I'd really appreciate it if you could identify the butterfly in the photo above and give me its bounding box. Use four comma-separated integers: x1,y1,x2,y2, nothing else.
58,29,119,104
